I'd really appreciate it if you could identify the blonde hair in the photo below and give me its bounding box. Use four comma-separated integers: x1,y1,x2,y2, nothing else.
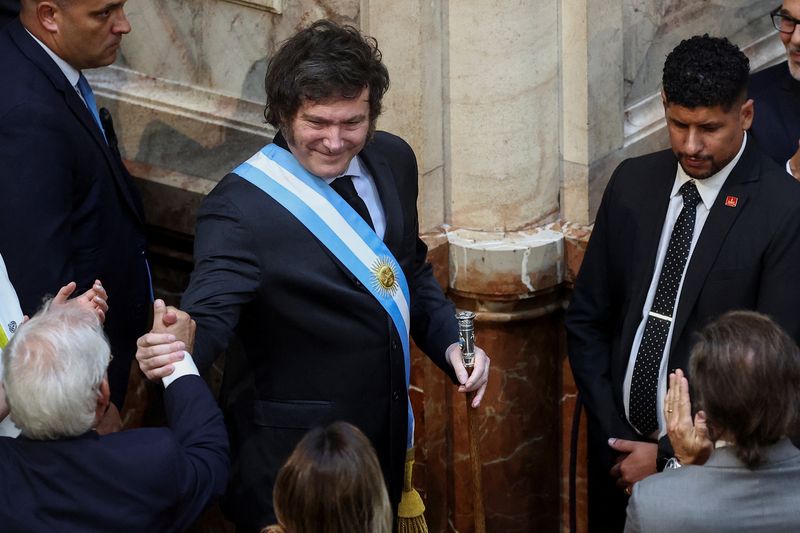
265,421,392,533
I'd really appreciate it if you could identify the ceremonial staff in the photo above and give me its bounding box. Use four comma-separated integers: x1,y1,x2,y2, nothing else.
457,311,486,533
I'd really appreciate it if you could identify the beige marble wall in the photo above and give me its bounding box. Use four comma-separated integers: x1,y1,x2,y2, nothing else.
445,0,560,231
624,0,776,106
363,0,445,232
122,0,359,103
561,0,624,225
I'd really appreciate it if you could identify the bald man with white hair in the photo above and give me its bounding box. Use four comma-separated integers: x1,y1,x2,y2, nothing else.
0,300,229,531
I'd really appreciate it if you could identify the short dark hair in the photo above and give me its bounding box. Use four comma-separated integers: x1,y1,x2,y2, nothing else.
264,20,390,132
662,34,750,111
689,311,800,469
266,422,392,533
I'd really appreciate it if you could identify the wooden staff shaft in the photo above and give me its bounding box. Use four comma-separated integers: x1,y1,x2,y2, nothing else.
466,390,486,533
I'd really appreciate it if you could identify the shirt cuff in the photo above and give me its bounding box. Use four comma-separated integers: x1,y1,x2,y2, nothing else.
162,351,200,388
786,159,793,176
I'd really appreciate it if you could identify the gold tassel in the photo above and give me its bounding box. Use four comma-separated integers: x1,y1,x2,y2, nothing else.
397,447,428,533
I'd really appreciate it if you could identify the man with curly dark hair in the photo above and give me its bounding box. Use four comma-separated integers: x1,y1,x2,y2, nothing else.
136,19,491,532
567,34,800,532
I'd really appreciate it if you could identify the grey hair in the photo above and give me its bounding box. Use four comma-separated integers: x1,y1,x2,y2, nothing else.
2,300,110,440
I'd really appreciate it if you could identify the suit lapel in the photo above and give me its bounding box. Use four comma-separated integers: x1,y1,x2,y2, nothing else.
669,141,757,355
358,141,403,254
9,21,143,225
619,154,677,353
779,67,800,142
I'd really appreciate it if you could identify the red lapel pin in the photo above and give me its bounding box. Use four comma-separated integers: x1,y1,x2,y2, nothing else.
725,195,738,208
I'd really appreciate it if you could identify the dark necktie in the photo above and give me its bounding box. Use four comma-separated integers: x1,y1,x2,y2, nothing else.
629,180,701,436
77,73,107,143
330,175,375,230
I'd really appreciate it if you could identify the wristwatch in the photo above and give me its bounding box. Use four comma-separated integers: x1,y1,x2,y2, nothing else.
664,457,682,470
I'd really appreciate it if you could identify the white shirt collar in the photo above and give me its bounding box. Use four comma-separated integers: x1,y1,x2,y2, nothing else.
24,28,81,88
672,132,748,210
324,156,364,184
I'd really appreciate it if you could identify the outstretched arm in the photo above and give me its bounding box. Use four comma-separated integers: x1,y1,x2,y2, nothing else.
136,299,195,381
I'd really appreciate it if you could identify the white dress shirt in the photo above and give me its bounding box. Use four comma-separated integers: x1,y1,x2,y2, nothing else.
162,351,200,388
324,156,387,240
623,133,749,439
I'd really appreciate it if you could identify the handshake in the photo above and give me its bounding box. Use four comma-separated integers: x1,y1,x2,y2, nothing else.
135,299,197,382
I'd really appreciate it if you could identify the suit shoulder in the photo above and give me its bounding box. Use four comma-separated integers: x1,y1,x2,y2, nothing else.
757,153,800,202
603,149,675,193
750,62,790,98
0,35,60,114
368,131,415,158
620,149,676,170
633,465,700,502
201,171,270,216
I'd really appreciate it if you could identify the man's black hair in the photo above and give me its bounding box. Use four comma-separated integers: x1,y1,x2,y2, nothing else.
264,20,390,133
662,34,750,110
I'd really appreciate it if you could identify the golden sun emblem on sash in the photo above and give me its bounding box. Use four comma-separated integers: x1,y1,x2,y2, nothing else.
371,257,399,296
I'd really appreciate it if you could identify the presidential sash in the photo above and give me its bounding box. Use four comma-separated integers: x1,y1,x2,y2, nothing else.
233,144,416,447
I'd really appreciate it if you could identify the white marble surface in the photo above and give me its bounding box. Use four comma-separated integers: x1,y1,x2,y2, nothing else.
366,0,446,232
623,0,776,106
447,225,564,296
446,0,560,231
120,0,359,103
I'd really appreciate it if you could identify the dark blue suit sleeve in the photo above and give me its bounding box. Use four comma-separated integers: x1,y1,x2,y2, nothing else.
0,101,78,313
754,194,800,340
410,233,459,383
181,183,261,372
164,375,230,531
566,161,638,442
389,139,459,382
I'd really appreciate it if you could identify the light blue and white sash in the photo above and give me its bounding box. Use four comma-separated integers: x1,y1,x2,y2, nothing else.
234,143,416,447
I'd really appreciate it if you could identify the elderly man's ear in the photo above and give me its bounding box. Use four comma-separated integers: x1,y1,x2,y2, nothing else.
92,377,115,433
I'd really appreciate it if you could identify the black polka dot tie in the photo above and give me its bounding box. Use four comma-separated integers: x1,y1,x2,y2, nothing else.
629,180,701,436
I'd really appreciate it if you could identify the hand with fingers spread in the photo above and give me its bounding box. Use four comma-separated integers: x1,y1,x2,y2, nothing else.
136,300,194,381
445,342,490,408
665,368,712,465
52,279,109,324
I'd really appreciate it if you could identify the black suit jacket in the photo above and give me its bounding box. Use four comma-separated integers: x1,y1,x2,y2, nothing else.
749,61,800,167
0,0,17,29
566,141,800,450
182,131,459,529
0,375,230,532
0,20,150,407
